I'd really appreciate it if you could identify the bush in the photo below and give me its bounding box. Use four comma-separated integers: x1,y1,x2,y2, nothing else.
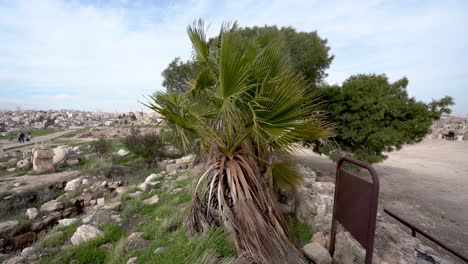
90,136,112,157
121,128,168,167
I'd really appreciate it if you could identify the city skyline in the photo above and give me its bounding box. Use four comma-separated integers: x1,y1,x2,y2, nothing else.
0,0,467,115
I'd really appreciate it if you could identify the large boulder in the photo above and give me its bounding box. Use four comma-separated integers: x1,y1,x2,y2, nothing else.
70,225,103,245
303,242,332,264
40,200,64,212
64,178,82,191
0,220,19,237
52,147,69,165
32,149,54,173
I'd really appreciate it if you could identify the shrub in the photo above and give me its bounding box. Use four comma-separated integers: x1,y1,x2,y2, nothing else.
121,128,168,167
90,136,112,157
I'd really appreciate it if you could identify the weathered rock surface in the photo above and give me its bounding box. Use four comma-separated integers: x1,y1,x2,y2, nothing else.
144,173,162,183
25,208,39,220
66,159,80,166
116,149,130,156
0,220,19,237
32,149,54,173
58,218,78,227
303,242,332,264
16,159,30,169
102,201,121,210
142,195,160,205
70,225,103,245
125,232,150,252
6,158,18,167
40,200,64,212
64,178,82,191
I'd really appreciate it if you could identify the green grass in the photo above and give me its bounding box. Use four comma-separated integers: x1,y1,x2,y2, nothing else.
285,214,315,248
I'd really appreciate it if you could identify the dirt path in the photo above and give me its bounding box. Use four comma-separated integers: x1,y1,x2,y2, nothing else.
296,139,468,263
0,130,74,151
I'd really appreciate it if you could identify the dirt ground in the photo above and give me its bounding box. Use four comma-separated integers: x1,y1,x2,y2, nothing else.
296,139,468,263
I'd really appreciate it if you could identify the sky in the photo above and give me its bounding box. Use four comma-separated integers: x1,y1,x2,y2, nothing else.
0,0,467,115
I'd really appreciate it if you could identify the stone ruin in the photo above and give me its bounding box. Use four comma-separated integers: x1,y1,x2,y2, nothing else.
32,149,55,174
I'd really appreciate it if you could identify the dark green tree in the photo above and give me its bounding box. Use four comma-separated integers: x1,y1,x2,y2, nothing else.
161,57,200,94
161,26,333,93
314,74,454,163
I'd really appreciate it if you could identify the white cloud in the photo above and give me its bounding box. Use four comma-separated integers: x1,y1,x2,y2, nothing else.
0,0,467,115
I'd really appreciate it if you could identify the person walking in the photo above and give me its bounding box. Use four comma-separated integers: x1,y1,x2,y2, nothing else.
26,132,31,142
19,132,25,143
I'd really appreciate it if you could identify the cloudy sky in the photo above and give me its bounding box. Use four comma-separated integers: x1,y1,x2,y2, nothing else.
0,0,467,115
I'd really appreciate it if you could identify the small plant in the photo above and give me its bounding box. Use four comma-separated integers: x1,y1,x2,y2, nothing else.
90,136,112,157
121,128,168,167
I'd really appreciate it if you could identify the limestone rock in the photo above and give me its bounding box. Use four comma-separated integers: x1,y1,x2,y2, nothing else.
32,149,54,173
125,232,150,252
66,159,80,166
6,158,18,167
21,246,36,257
128,191,143,198
81,179,89,185
97,198,105,206
2,256,23,264
52,147,68,165
25,208,39,220
16,159,30,169
154,247,168,254
116,149,130,157
6,168,16,172
64,178,82,191
40,200,64,212
144,173,162,183
58,218,78,227
70,225,103,245
303,242,332,264
175,154,195,164
166,163,187,173
311,232,327,248
142,195,160,205
127,257,138,264
102,201,121,210
115,187,128,195
0,220,19,237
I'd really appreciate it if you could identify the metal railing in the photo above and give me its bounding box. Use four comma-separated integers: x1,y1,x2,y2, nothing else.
384,209,468,263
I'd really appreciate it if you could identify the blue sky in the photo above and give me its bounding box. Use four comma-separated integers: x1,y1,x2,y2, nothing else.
0,0,467,115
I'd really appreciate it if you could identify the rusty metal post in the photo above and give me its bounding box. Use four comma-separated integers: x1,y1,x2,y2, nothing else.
329,157,380,264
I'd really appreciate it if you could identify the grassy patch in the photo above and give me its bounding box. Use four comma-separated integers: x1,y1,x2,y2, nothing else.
37,219,82,249
285,213,314,248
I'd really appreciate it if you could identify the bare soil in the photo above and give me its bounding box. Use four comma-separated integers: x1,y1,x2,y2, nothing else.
296,139,468,263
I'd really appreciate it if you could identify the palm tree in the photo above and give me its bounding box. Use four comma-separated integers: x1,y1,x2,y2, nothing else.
146,20,330,264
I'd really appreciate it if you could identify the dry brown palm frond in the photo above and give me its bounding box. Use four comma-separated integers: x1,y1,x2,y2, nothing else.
186,153,306,264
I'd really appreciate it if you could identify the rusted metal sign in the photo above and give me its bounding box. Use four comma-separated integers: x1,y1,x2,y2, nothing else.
329,157,380,264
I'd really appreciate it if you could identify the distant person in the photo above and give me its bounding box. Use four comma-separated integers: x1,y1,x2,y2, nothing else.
19,132,25,143
26,132,31,142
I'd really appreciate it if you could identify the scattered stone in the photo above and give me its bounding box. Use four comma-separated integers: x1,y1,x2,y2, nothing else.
126,232,150,253
154,246,168,254
116,149,130,157
166,163,187,173
102,201,121,210
171,188,184,194
6,168,16,172
26,208,39,220
64,178,82,191
6,158,18,167
138,182,151,192
81,179,89,185
303,242,332,264
32,149,55,173
175,154,195,164
66,159,80,166
142,195,160,205
58,218,78,227
85,153,97,160
99,243,114,250
311,232,327,248
13,182,22,187
53,147,68,165
115,187,129,195
40,200,64,212
0,220,19,237
128,191,143,198
127,257,138,264
97,198,105,206
99,181,108,188
144,173,162,183
16,159,30,169
0,162,6,170
21,246,36,257
2,256,23,264
70,225,104,245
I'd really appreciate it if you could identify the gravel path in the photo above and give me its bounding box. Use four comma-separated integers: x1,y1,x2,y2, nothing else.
0,130,73,150
296,139,468,264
